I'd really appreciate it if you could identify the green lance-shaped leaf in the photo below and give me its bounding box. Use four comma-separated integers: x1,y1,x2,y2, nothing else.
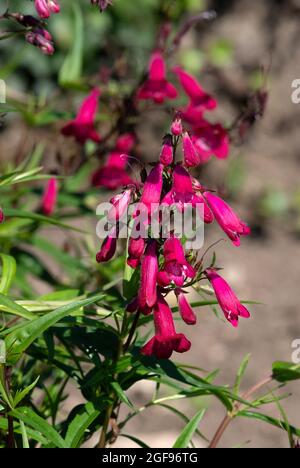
173,409,206,448
238,410,300,438
13,377,40,408
234,353,251,395
19,421,30,449
0,254,17,295
5,293,104,364
64,402,101,448
11,407,68,448
3,208,87,234
0,293,36,320
59,2,84,88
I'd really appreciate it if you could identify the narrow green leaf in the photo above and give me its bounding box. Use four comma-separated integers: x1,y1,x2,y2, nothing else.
0,340,6,364
0,254,17,295
234,354,251,395
19,420,30,448
0,293,36,320
5,293,104,364
238,410,300,438
173,410,206,448
111,381,134,409
271,391,295,448
158,404,208,442
13,377,39,408
0,418,49,445
59,2,83,87
65,402,100,448
3,209,87,234
12,407,67,448
0,371,12,408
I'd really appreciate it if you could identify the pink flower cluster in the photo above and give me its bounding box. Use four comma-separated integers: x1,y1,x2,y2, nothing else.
34,0,113,18
34,0,60,19
13,1,112,55
95,118,251,359
138,52,229,163
59,52,231,194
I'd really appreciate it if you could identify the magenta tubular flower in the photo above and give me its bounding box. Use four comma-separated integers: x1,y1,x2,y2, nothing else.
92,154,133,190
141,292,191,359
205,268,250,327
182,132,202,167
173,67,217,124
204,191,251,246
157,237,196,288
192,120,230,161
162,165,214,223
108,189,132,222
139,163,164,215
160,136,173,166
96,230,118,263
62,89,101,144
92,134,136,190
25,28,54,55
137,52,178,104
115,133,136,153
35,0,60,19
42,178,58,216
138,240,158,310
176,290,197,325
127,237,146,269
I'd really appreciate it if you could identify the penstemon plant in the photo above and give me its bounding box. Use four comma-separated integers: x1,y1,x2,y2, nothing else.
0,0,299,450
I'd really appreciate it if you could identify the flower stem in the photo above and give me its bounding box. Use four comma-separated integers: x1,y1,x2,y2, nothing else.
96,312,129,448
209,375,273,448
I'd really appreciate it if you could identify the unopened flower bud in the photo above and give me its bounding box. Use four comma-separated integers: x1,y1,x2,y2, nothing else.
25,28,55,55
171,116,183,136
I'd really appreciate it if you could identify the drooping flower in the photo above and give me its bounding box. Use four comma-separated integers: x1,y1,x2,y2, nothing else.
173,67,217,124
127,236,146,269
96,229,118,263
160,135,173,166
137,52,178,104
205,268,250,327
108,189,133,223
157,237,196,288
0,208,4,223
138,240,158,310
204,191,250,246
61,89,101,144
141,292,191,359
175,290,197,325
162,165,214,223
92,155,133,191
92,134,136,190
138,163,164,217
191,120,230,161
35,0,60,19
25,28,55,55
114,133,136,153
42,178,58,216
